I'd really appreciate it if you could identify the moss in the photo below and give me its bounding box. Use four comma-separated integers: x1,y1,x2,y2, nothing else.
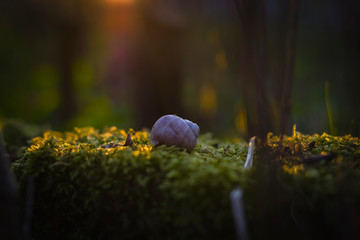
12,126,360,239
247,129,360,239
12,127,249,240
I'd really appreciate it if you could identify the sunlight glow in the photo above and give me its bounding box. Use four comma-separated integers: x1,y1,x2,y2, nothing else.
235,108,248,135
199,84,217,116
104,0,134,5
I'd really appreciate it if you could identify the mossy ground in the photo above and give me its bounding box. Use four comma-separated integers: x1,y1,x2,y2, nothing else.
11,127,249,239
9,126,360,239
248,127,360,239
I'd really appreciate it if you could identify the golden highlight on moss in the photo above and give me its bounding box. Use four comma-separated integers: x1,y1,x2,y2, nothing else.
266,127,360,175
11,126,360,240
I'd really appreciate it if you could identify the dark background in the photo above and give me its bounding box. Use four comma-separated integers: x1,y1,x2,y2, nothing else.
1,0,359,139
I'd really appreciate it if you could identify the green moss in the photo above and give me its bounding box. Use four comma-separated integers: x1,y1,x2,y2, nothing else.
248,129,360,239
12,127,249,239
12,126,360,239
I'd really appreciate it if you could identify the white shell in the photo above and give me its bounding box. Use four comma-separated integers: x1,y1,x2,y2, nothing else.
150,115,200,152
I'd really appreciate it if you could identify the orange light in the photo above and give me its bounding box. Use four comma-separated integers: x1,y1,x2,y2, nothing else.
199,84,217,116
235,109,248,136
104,0,134,5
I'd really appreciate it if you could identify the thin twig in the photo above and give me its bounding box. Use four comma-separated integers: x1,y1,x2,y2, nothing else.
230,188,250,240
244,137,256,169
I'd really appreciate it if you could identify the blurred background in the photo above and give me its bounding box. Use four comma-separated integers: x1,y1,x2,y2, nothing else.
0,0,359,139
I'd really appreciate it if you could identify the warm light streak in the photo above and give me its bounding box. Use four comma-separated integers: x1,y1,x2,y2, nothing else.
199,84,217,116
235,109,248,136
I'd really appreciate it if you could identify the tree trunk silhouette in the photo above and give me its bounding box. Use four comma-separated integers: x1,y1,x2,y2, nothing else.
344,0,360,135
232,0,299,138
233,0,272,139
280,0,299,135
132,1,186,129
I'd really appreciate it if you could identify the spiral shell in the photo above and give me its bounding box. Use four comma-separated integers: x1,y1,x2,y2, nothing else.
150,115,200,152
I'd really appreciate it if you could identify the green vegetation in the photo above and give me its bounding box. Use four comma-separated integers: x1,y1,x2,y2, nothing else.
12,127,249,239
247,127,360,239
10,126,360,239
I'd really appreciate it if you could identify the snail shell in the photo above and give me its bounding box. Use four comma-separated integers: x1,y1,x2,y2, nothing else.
150,115,200,152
